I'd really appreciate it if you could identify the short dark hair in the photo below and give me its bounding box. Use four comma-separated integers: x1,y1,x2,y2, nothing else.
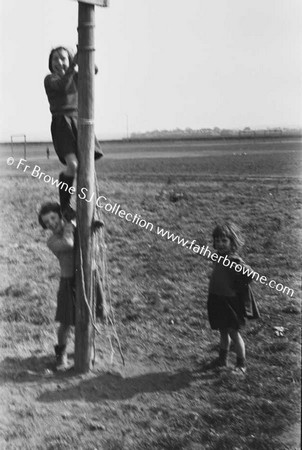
212,222,244,252
38,202,61,229
48,46,74,73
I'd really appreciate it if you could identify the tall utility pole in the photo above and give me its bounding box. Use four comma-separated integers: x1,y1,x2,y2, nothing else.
126,114,129,140
74,0,108,373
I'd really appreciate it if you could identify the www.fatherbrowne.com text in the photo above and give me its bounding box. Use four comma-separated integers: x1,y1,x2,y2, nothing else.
7,157,295,298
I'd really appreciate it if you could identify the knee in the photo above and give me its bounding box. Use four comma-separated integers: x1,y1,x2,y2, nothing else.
64,324,73,334
69,160,78,176
228,328,239,341
219,328,229,338
66,158,78,177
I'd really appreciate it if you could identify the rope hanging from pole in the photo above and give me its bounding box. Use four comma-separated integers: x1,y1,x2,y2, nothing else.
76,173,125,366
94,172,126,366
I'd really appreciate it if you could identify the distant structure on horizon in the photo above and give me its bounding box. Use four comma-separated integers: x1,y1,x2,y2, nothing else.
130,127,302,141
1,127,301,145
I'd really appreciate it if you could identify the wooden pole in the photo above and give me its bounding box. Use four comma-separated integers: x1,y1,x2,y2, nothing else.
75,1,96,373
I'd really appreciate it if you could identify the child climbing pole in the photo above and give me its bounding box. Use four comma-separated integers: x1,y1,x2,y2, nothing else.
44,46,103,220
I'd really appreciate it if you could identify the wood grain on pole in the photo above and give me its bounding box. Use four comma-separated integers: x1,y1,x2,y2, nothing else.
75,1,95,373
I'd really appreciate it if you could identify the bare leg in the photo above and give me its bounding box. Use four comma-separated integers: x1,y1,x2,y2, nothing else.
54,324,72,371
215,328,230,367
57,323,72,347
59,154,78,219
64,153,78,177
219,328,231,351
229,328,246,372
229,328,245,360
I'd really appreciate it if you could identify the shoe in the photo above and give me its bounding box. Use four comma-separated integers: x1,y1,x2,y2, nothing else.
206,357,227,370
94,150,103,160
234,357,246,374
217,349,228,367
94,140,103,160
59,172,75,220
54,345,68,371
62,205,76,222
232,365,247,375
216,358,228,368
92,219,104,231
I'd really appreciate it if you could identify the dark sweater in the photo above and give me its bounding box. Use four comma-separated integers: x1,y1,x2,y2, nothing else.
44,67,78,117
209,254,252,297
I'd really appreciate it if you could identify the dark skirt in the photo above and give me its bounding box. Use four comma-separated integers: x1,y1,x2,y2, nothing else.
55,277,76,325
207,293,245,330
51,115,103,165
55,275,105,326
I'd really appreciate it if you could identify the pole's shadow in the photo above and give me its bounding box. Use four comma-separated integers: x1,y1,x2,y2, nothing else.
38,369,193,403
1,354,194,403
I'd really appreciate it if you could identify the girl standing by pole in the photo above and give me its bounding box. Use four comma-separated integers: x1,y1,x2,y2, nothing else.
38,202,75,370
38,202,106,370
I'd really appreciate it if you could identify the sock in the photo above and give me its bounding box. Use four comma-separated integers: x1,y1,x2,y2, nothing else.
219,349,228,364
54,344,67,357
59,172,74,212
236,356,246,367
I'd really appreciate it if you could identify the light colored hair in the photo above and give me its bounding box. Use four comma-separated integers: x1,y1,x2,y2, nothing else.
212,222,244,252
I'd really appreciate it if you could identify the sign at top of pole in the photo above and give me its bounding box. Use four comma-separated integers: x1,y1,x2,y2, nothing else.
73,0,108,6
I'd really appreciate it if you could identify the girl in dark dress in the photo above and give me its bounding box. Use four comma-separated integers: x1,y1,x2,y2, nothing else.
207,222,254,373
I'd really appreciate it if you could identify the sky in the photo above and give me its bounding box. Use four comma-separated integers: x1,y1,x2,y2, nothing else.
0,0,301,141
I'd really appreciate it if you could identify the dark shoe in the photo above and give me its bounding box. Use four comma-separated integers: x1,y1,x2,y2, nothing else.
205,356,227,370
206,349,228,370
94,139,103,160
54,344,68,371
59,172,75,214
94,150,103,160
215,359,228,369
217,348,228,367
62,205,76,222
92,219,104,231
